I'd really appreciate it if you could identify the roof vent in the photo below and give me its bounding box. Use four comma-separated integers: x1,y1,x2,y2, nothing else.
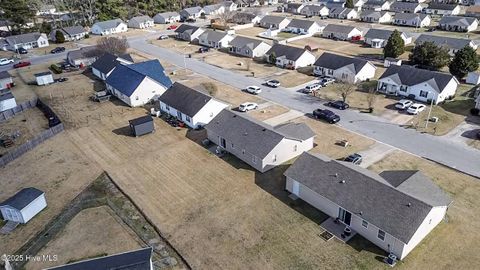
359,211,363,216
407,202,411,207
340,180,346,184
244,132,248,136
262,128,266,131
233,115,237,118
334,173,338,178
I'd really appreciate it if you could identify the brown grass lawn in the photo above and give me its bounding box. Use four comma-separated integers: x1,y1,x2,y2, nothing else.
247,104,289,121
25,206,143,270
289,37,383,59
269,68,316,88
369,151,480,270
235,26,269,39
152,38,202,55
203,52,278,78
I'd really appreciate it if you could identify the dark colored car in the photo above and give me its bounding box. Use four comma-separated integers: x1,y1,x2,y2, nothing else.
312,109,340,124
13,61,31,68
198,47,210,53
56,77,68,82
344,153,362,165
327,100,350,110
50,47,66,54
186,18,196,23
15,47,28,54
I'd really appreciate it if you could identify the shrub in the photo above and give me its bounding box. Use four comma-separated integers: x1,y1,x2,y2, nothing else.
470,108,480,116
50,64,62,74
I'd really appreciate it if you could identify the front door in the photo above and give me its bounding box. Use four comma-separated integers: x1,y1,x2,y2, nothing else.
338,207,352,226
219,137,226,148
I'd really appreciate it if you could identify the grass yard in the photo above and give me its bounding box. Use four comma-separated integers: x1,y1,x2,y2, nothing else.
369,151,480,270
203,52,278,78
235,26,269,39
276,32,297,39
247,104,290,121
267,68,315,88
152,38,202,55
25,206,144,270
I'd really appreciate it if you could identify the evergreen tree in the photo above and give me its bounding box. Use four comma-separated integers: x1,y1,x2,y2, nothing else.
0,0,35,33
269,52,276,64
55,30,66,43
409,41,450,71
345,0,354,8
383,30,405,59
449,46,479,79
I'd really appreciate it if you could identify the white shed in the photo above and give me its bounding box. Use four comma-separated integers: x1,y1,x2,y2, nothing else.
35,72,54,86
0,187,47,224
0,89,17,112
384,58,402,68
466,72,480,85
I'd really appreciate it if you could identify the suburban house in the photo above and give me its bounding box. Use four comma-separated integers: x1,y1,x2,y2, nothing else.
49,26,87,42
204,4,225,15
91,53,134,80
198,30,234,48
465,5,480,18
364,29,412,48
0,71,13,89
362,0,393,11
322,24,363,40
223,1,238,12
66,46,100,67
377,65,459,104
300,4,330,17
230,12,262,24
159,82,228,129
0,89,16,112
128,15,154,29
174,24,205,42
414,34,477,55
205,109,315,173
360,11,393,23
285,3,306,14
258,15,291,30
153,12,181,24
46,248,153,270
393,13,431,28
106,60,172,107
36,4,56,16
438,16,478,32
229,36,272,58
284,152,452,260
425,3,460,16
265,44,316,69
329,8,358,20
285,19,325,35
325,1,345,10
91,19,127,35
3,32,49,50
389,2,423,13
0,187,47,224
313,52,376,83
180,6,204,20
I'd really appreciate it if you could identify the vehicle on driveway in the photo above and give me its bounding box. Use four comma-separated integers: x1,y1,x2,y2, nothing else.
15,47,28,54
326,100,349,110
56,77,68,82
198,47,210,53
395,99,413,110
238,102,258,112
313,109,340,124
13,61,31,68
407,103,427,115
265,79,281,88
319,77,335,86
50,47,66,54
344,153,363,165
303,83,321,93
186,18,196,23
167,25,178,30
245,85,262,95
158,35,169,40
0,58,14,66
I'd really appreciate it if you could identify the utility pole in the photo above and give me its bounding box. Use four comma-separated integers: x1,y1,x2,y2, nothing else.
425,92,434,129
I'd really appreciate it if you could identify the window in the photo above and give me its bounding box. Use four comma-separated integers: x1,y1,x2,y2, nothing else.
231,143,234,149
420,90,428,98
294,145,298,151
165,104,170,111
136,96,139,100
378,230,385,241
177,111,182,119
242,149,245,154
185,115,191,122
400,85,407,92
362,220,368,228
252,156,257,164
273,154,277,162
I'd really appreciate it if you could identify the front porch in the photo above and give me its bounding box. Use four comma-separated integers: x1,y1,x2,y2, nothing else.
321,217,357,243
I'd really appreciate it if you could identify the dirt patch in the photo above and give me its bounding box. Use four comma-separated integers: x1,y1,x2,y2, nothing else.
247,104,289,121
266,69,315,88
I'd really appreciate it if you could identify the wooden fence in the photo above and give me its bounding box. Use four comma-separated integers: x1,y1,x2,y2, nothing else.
0,97,38,123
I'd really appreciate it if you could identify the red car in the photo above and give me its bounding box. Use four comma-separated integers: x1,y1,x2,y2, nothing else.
13,61,31,68
167,25,178,30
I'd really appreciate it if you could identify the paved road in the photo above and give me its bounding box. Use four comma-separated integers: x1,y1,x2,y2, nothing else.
131,38,480,179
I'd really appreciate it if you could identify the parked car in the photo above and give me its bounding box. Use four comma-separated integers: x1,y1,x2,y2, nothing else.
344,153,362,165
407,103,427,115
13,61,31,68
56,77,68,82
0,58,14,66
303,83,321,93
158,35,169,40
326,100,349,110
198,47,210,53
186,18,196,23
167,25,178,30
15,47,28,54
395,99,413,110
313,109,340,124
50,47,66,54
238,102,258,112
245,85,262,95
319,77,335,86
265,79,280,88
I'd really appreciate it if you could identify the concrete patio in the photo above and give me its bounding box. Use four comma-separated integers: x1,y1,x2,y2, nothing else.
321,218,357,243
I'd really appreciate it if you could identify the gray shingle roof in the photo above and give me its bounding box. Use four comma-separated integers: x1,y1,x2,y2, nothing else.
390,1,421,12
379,65,455,93
265,44,308,61
205,110,314,159
364,28,394,40
6,32,44,45
427,3,459,11
231,12,258,24
93,19,125,30
439,16,478,27
91,53,133,74
323,24,358,34
286,19,317,29
67,46,99,61
61,26,86,36
198,30,229,43
155,11,179,18
159,82,213,118
415,34,473,50
302,4,327,13
0,187,44,210
284,152,451,244
260,15,288,25
229,36,265,50
314,52,370,73
182,6,203,15
46,248,152,270
174,24,200,34
394,13,429,21
0,90,14,102
130,15,153,24
0,70,11,80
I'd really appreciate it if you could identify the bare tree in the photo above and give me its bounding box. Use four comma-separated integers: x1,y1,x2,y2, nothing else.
97,36,129,56
217,10,236,27
366,87,377,113
338,82,356,103
245,59,252,71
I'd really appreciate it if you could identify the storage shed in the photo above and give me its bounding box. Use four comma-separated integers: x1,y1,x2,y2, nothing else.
0,71,13,90
0,187,47,224
466,72,480,85
0,89,17,112
129,115,154,137
34,71,54,86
